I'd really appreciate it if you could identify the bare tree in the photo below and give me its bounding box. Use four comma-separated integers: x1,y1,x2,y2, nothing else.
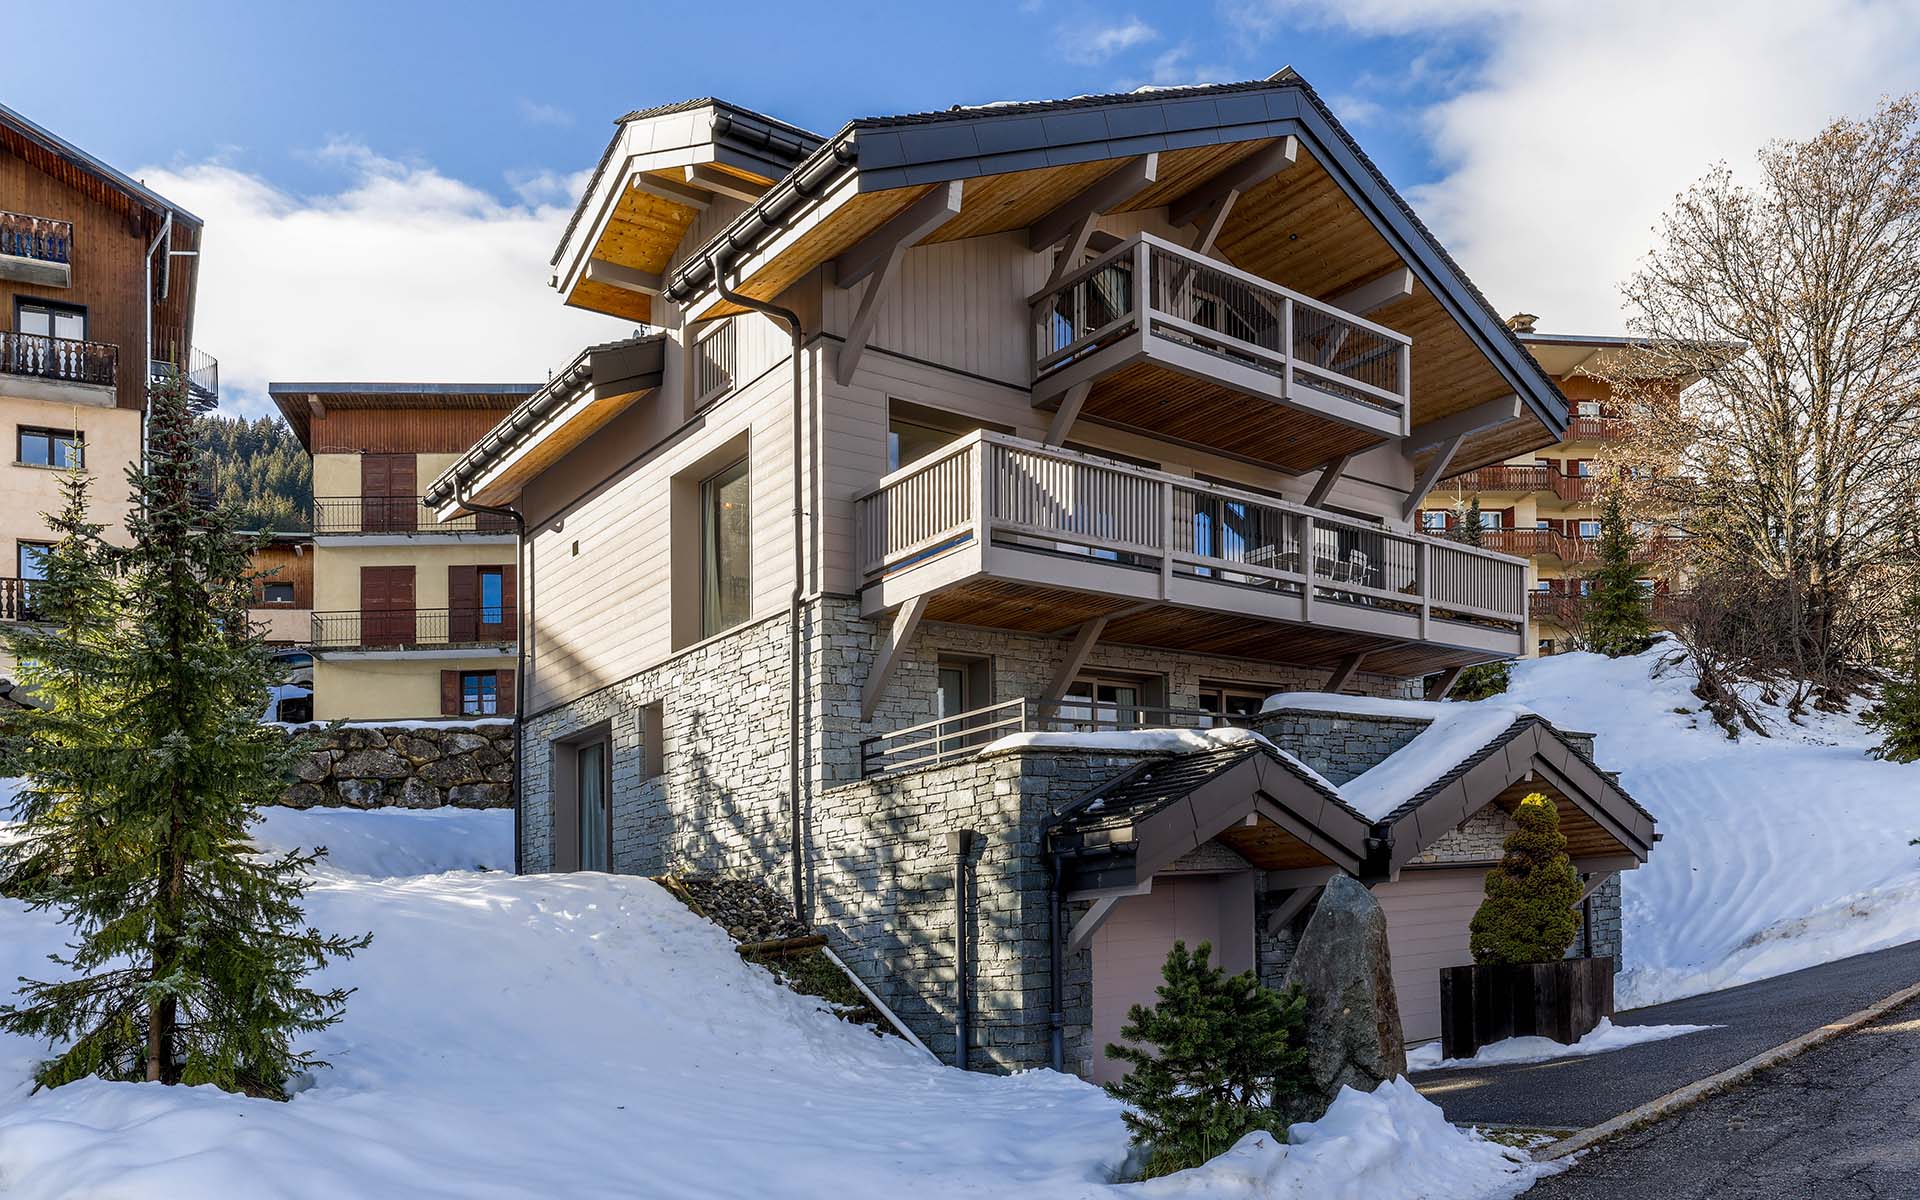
1600,96,1920,713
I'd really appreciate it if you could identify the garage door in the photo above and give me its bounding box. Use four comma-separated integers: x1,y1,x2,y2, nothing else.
1371,868,1487,1046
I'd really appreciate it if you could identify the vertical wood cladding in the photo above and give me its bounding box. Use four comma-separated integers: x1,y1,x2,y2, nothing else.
310,408,514,455
250,542,314,607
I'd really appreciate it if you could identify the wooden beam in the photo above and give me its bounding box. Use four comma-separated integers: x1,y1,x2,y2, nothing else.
307,394,326,419
1425,664,1465,701
1039,617,1108,718
1042,211,1103,290
685,164,768,203
1168,135,1298,227
859,594,928,721
1188,192,1238,256
1573,870,1618,907
833,181,964,289
1402,432,1466,520
1305,453,1351,508
1265,884,1324,935
1324,268,1414,318
1027,155,1158,252
1324,651,1367,694
1044,382,1090,446
585,258,664,296
1407,393,1524,450
628,172,712,210
1066,892,1145,954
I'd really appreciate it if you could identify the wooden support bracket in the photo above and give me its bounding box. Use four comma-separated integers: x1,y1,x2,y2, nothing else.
1265,884,1326,935
1324,651,1367,694
1168,136,1298,227
859,594,929,721
1039,617,1108,719
1305,453,1351,508
1402,432,1467,521
1044,382,1091,446
833,182,965,386
1426,663,1466,701
1028,155,1158,252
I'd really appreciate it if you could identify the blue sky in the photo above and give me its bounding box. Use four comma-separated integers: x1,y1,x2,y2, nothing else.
7,0,1913,419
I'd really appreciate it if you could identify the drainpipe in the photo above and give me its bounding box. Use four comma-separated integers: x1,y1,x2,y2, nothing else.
948,829,976,1070
709,252,810,926
1047,855,1066,1073
457,485,528,876
141,211,173,464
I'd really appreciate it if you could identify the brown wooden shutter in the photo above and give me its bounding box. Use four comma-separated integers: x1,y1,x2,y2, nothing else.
440,670,460,716
448,566,477,643
501,564,517,626
495,669,515,713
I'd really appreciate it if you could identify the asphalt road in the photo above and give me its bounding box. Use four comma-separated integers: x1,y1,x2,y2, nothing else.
1414,940,1920,1129
1521,994,1920,1198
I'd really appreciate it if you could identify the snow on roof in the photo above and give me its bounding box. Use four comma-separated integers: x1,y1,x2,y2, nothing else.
981,725,1345,794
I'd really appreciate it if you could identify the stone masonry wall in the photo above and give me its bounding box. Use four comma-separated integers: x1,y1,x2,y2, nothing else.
284,721,514,809
1254,709,1430,786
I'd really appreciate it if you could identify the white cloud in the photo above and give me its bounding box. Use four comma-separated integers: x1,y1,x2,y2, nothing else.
1233,0,1920,332
517,98,573,128
1066,17,1158,64
141,147,633,420
1141,43,1239,87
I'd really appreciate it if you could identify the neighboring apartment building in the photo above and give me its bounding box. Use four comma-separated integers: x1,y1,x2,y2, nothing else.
247,531,313,647
425,79,1656,1072
269,383,536,721
0,101,210,649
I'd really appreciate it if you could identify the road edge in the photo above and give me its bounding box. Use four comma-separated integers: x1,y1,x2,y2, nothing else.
1533,976,1920,1163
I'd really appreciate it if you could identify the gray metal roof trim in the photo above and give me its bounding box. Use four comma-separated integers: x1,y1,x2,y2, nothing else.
0,100,204,226
1046,739,1369,843
1376,713,1656,831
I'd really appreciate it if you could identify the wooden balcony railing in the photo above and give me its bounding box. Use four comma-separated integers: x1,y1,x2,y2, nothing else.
1447,463,1597,503
0,577,43,622
311,607,515,651
856,432,1528,636
1032,233,1412,429
312,496,514,536
858,697,1259,777
0,211,73,265
1566,415,1625,442
0,331,117,388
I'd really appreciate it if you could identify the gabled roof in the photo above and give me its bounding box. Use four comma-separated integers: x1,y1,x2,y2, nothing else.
0,100,202,226
267,382,539,453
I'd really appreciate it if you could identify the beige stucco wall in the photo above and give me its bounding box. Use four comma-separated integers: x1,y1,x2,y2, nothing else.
249,605,311,645
0,393,141,570
312,541,517,612
313,654,514,721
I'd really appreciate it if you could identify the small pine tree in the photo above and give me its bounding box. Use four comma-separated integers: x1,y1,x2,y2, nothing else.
1583,494,1654,657
0,377,368,1097
1865,567,1920,763
1469,794,1583,965
1103,941,1309,1179
1452,495,1485,548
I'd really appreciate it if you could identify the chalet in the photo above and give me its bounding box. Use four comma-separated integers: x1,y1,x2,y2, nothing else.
425,77,1657,1071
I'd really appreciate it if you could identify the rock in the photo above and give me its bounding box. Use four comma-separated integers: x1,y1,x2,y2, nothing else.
336,778,389,809
394,734,443,765
448,782,510,808
1278,875,1407,1122
334,748,412,780
396,777,443,809
293,756,330,784
443,732,491,755
285,781,326,808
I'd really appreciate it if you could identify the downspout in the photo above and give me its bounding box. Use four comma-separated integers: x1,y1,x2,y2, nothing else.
141,211,173,464
1047,855,1066,1073
709,252,810,925
457,485,528,876
948,829,976,1069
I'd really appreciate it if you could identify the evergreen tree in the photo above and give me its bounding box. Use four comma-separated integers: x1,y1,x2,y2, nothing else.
1452,495,1485,547
193,414,311,532
1442,494,1512,699
1103,941,1310,1179
1865,566,1920,762
1583,494,1654,657
0,378,367,1096
1468,794,1583,965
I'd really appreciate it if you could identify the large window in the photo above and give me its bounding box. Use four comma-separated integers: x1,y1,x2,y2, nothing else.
17,427,82,469
15,299,85,342
479,567,505,625
1197,682,1272,720
701,457,751,638
460,671,499,716
17,541,51,581
262,582,296,605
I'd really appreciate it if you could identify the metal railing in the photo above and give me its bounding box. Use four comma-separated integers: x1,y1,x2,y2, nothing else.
150,345,219,408
855,431,1528,629
858,697,1257,777
0,577,42,622
1032,232,1412,423
0,331,117,387
0,211,72,264
310,607,515,651
693,320,735,409
312,495,515,536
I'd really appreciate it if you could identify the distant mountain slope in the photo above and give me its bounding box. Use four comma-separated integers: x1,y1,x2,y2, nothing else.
195,414,311,532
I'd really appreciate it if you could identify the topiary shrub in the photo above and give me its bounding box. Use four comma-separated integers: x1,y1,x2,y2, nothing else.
1103,941,1310,1179
1468,793,1582,965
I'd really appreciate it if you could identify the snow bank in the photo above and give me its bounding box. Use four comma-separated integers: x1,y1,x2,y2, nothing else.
250,806,512,877
1406,1018,1717,1071
1502,641,1920,1007
1132,1079,1545,1199
984,725,1270,756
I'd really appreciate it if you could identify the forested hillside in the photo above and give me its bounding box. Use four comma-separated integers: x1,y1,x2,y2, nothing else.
195,414,311,531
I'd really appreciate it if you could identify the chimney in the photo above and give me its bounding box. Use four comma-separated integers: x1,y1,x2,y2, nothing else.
1506,312,1539,334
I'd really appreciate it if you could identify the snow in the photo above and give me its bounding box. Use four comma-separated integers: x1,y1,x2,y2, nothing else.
277,717,513,731
0,804,1540,1199
985,724,1269,755
1499,640,1920,1007
1406,1018,1718,1072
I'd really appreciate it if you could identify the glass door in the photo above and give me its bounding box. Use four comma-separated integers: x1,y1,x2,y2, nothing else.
578,742,608,872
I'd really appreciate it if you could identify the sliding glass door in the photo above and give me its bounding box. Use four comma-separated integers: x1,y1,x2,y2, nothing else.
577,742,609,872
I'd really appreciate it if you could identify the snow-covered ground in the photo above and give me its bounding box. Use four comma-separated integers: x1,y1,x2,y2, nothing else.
1500,642,1920,1008
0,805,1542,1199
1407,1018,1717,1072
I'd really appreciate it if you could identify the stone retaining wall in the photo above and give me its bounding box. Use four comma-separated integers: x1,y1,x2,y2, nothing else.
284,722,515,809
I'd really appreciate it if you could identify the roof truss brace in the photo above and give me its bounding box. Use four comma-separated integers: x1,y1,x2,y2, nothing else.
1028,154,1159,253
1265,879,1330,935
833,181,965,386
1402,432,1466,521
859,593,928,721
1067,883,1149,954
1574,870,1618,908
1039,616,1109,719
684,164,768,203
1324,268,1414,318
1305,452,1351,508
307,394,326,419
1408,393,1525,451
1324,650,1367,694
628,172,713,210
1168,135,1299,228
585,258,664,297
1187,193,1237,257
1425,663,1465,701
1044,381,1090,446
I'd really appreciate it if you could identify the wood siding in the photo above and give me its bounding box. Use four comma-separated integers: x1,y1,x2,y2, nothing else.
309,407,513,455
250,542,313,608
1373,868,1489,1044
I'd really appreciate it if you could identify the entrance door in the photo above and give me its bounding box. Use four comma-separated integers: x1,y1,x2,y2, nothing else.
361,453,418,532
359,565,416,646
577,742,609,872
1371,868,1489,1045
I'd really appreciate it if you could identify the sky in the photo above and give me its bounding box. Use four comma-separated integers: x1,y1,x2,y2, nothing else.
8,0,1918,419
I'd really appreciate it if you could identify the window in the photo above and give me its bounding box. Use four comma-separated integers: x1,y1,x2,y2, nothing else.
552,726,612,872
693,321,735,408
1576,400,1602,417
1538,639,1557,656
17,427,82,469
1574,460,1594,478
576,741,609,872
15,299,85,342
1534,580,1552,592
460,671,499,716
1419,511,1448,531
886,400,1000,472
1577,520,1602,539
1578,578,1595,596
1636,578,1658,592
479,567,505,625
1057,673,1162,729
1197,682,1271,720
1479,509,1504,530
1536,518,1552,530
701,457,751,638
16,541,51,581
262,582,295,605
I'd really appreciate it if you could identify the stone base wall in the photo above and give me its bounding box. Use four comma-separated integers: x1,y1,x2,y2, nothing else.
284,722,514,809
1255,709,1430,785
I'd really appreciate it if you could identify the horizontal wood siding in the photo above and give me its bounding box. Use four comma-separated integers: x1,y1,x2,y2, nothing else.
1372,868,1489,1045
309,407,514,455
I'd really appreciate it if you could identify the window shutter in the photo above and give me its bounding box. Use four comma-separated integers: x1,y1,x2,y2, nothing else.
496,669,516,714
448,566,477,643
502,564,518,626
440,670,460,716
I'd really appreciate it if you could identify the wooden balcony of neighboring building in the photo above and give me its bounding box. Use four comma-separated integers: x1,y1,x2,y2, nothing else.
1531,590,1683,632
1481,527,1685,566
1566,415,1625,443
0,210,72,288
312,496,516,539
1030,233,1412,473
0,331,117,407
855,432,1527,681
1447,463,1597,504
0,577,42,622
310,607,515,654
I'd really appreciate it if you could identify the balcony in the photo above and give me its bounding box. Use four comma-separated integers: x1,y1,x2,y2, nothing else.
1566,415,1625,443
0,210,72,288
150,345,220,409
1030,233,1412,472
0,577,42,622
313,496,515,538
860,698,1256,777
855,432,1527,679
0,331,117,407
310,607,514,653
1532,591,1683,632
1448,463,1596,504
1481,528,1684,566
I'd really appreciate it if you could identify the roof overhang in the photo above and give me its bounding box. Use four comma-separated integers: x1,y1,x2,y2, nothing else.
267,383,540,453
1519,331,1748,390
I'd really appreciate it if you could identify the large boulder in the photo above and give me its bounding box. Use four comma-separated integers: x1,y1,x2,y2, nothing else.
1278,874,1407,1121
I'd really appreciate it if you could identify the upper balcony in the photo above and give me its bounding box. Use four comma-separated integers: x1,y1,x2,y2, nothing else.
1566,415,1625,443
1447,463,1597,504
0,210,72,288
0,331,117,407
1030,234,1412,472
855,432,1527,680
313,496,516,539
311,608,514,654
